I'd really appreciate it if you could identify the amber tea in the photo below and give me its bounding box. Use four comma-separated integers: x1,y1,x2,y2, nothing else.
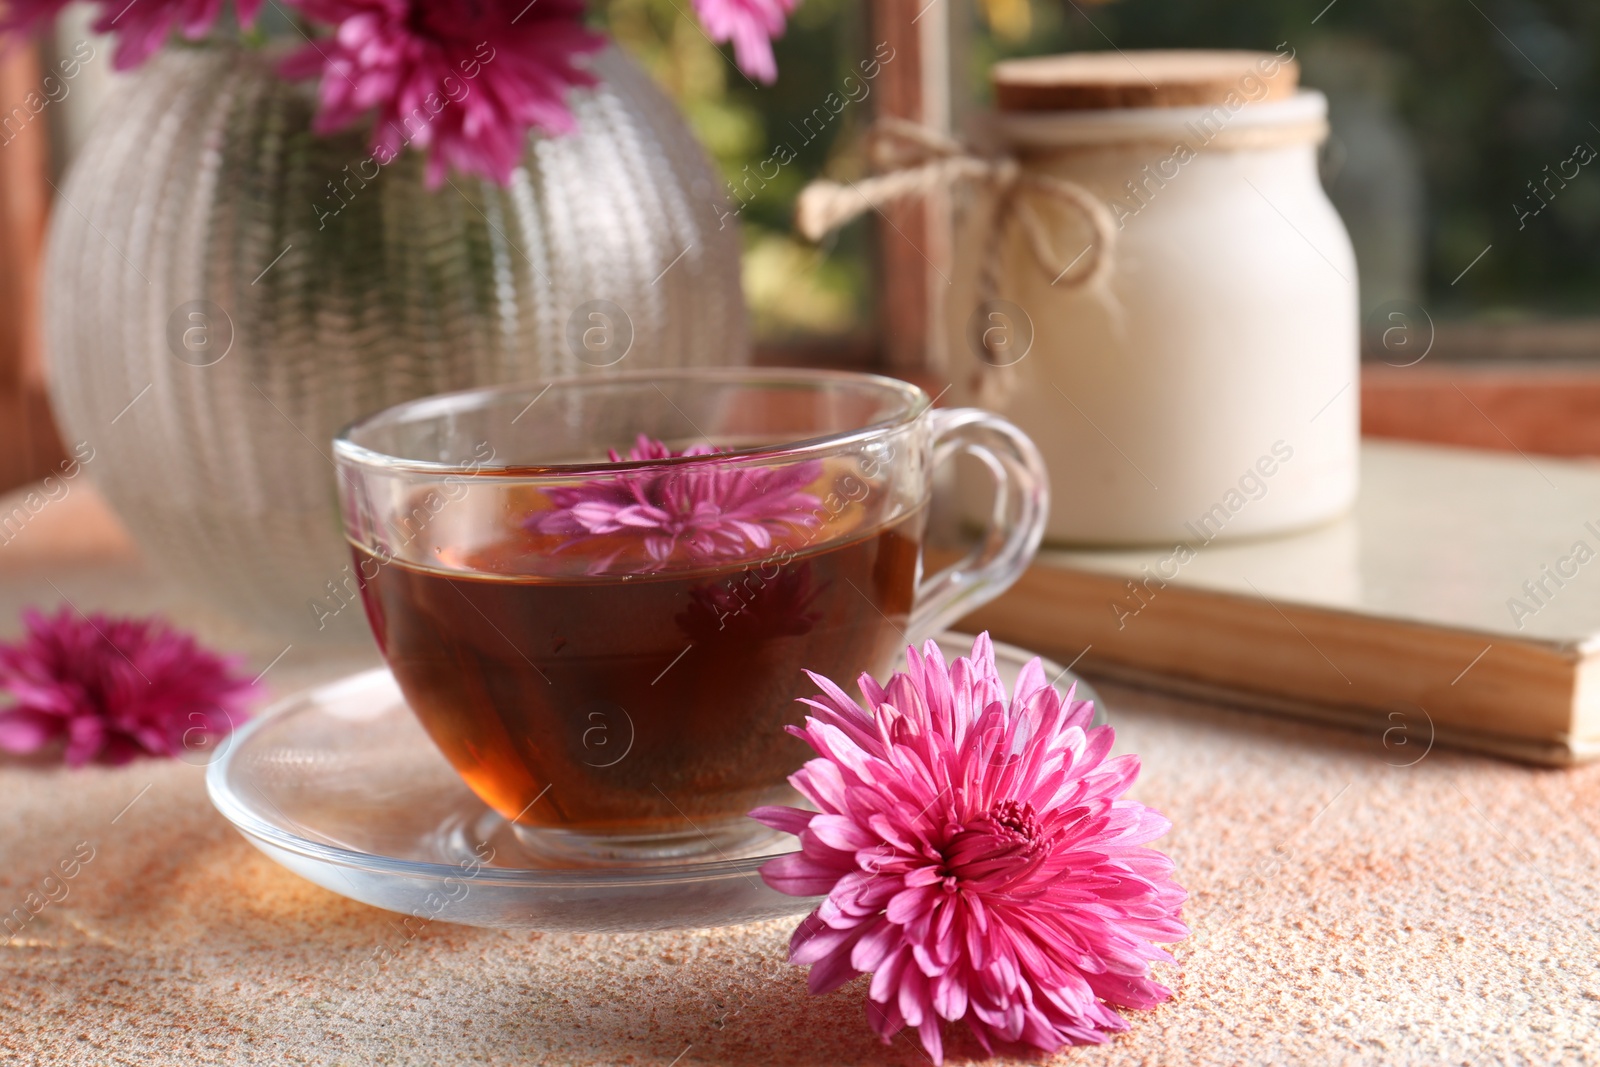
355,506,924,856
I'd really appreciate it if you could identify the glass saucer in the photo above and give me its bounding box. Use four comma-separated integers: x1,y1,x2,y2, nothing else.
206,632,1104,932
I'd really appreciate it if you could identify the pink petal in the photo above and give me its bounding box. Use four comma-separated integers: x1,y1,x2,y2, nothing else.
848,916,902,973
866,982,907,1042
897,966,930,1027
0,708,60,752
806,813,876,853
760,851,842,897
931,970,968,1021
747,804,815,837
886,884,935,925
791,914,866,966
867,944,911,1006
806,930,866,995
917,1011,944,1064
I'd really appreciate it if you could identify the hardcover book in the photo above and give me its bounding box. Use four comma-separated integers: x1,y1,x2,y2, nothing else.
959,441,1600,765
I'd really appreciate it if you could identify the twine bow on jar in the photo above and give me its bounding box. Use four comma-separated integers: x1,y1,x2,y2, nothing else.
795,118,1120,401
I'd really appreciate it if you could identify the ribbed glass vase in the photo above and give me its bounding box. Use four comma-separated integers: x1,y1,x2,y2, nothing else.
44,44,747,646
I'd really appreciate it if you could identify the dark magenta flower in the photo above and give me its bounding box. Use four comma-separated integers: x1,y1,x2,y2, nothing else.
530,434,824,570
280,0,605,186
2,0,804,184
692,0,796,84
96,0,262,70
2,0,259,69
0,0,74,40
0,607,257,767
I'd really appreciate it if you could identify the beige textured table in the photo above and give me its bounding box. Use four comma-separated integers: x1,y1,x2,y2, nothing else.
2,486,1598,1066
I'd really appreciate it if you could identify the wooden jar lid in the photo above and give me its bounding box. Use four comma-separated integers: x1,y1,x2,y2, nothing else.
992,50,1300,111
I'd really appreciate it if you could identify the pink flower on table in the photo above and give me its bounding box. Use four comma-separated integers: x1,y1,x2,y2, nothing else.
751,633,1188,1063
280,0,605,186
529,434,823,570
692,0,795,83
0,607,257,767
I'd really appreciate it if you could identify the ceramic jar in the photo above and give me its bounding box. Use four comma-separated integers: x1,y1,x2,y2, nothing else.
951,51,1359,545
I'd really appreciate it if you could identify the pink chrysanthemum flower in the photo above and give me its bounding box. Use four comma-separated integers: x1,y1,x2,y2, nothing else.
95,0,262,70
0,607,257,767
0,0,75,40
1,0,258,68
529,434,823,570
281,0,604,186
751,633,1187,1063
692,0,796,84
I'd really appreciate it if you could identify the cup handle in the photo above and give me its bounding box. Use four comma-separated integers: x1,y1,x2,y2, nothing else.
908,406,1050,639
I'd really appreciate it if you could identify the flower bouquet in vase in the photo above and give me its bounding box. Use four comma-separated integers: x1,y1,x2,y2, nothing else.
6,0,798,644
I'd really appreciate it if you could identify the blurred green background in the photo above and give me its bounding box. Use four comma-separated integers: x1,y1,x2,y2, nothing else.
600,0,1600,341
599,0,877,343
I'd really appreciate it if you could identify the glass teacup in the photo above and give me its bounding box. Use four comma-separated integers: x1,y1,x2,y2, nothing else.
334,369,1046,865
